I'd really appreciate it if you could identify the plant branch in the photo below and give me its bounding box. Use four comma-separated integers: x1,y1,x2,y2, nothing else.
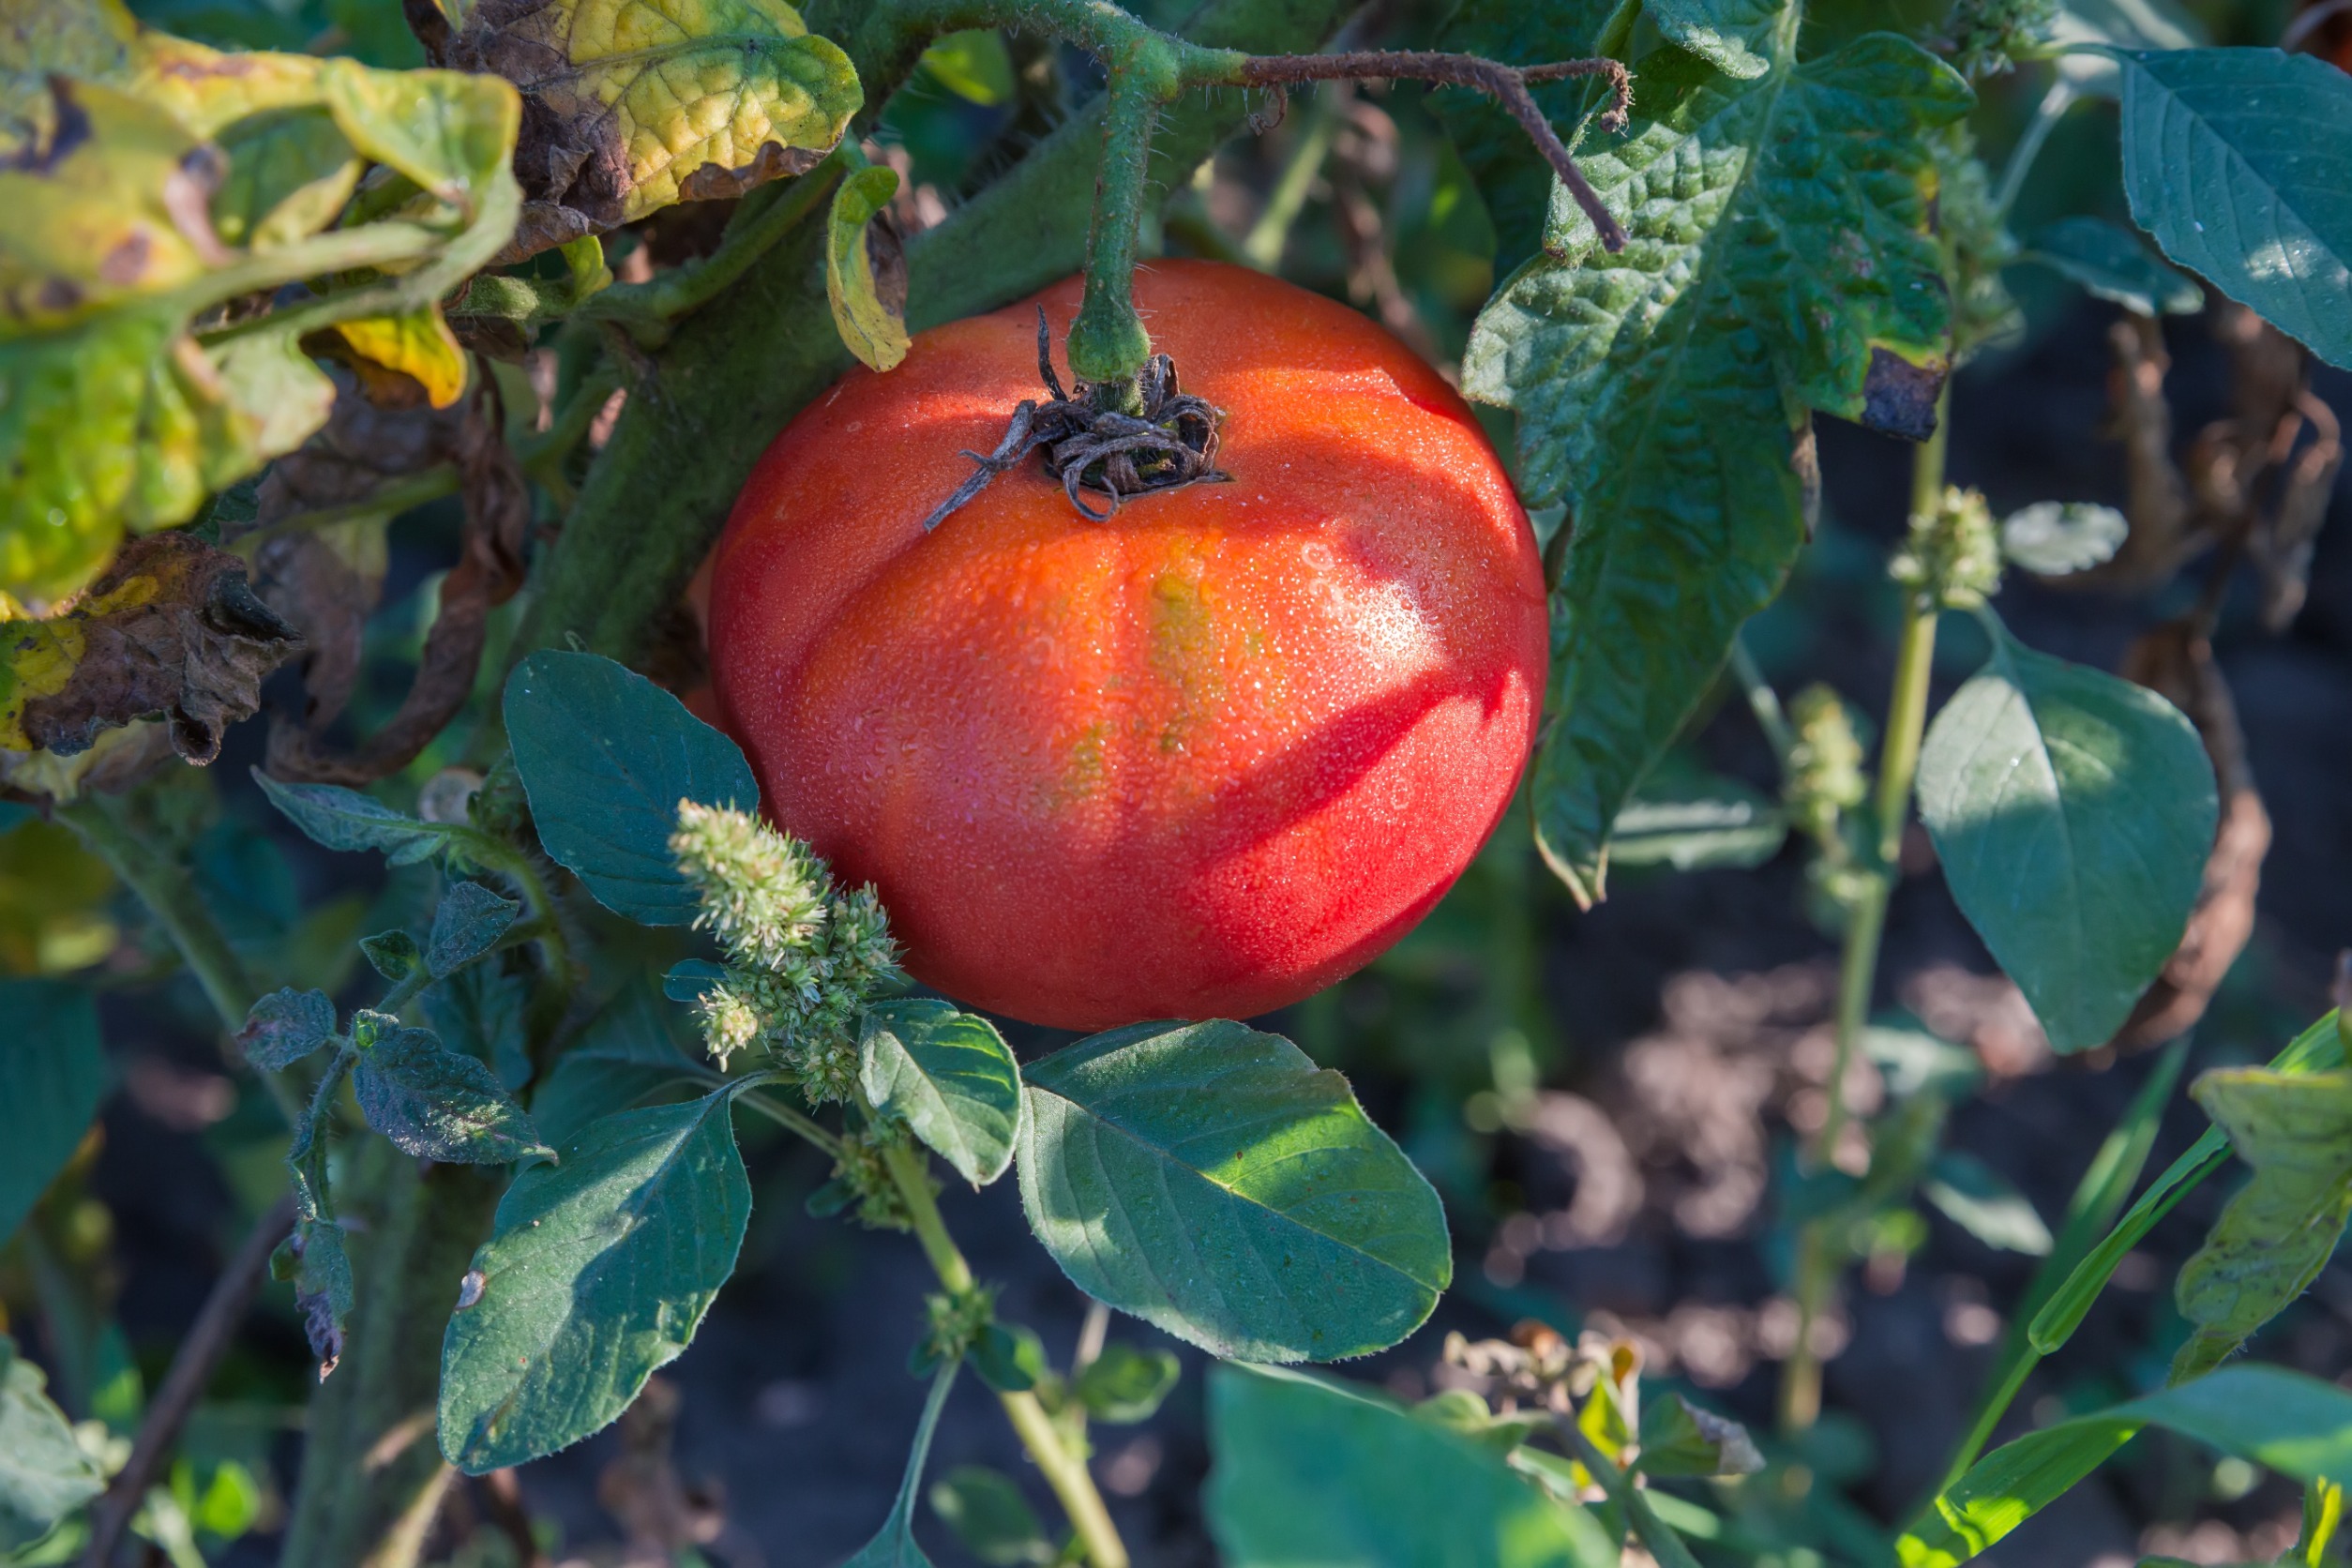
582,155,849,343
1558,1425,1705,1568
80,1194,297,1568
878,1138,1130,1568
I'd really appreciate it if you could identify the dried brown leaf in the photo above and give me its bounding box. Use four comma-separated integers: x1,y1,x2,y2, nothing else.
3,532,301,765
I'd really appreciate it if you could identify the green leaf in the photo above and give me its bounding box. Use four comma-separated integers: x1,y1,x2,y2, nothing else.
0,981,106,1245
828,162,910,372
1075,1342,1181,1425
1923,1151,2055,1256
1017,1019,1450,1363
1636,1395,1764,1479
439,1087,749,1472
2115,48,2352,369
236,986,339,1070
2028,1009,2342,1352
252,768,449,866
425,963,533,1091
970,1322,1044,1394
502,651,758,925
427,881,520,977
315,58,518,218
360,928,425,980
1999,500,2131,577
1208,1364,1616,1568
1607,771,1788,872
2170,1069,2352,1382
1899,1364,2352,1567
2019,217,2203,317
0,1334,106,1551
2052,0,2205,95
354,1025,549,1165
529,977,699,1147
1916,620,2217,1053
861,999,1023,1188
1463,33,1968,904
1647,0,1780,79
843,1360,958,1568
929,1465,1052,1567
290,1214,354,1379
209,105,362,251
442,0,861,258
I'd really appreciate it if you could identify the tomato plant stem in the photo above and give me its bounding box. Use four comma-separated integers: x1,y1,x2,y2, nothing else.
880,1139,1132,1568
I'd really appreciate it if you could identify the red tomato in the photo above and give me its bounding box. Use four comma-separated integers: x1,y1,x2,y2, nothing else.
708,261,1545,1031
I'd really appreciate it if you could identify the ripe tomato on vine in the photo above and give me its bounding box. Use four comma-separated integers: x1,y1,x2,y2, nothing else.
709,261,1547,1028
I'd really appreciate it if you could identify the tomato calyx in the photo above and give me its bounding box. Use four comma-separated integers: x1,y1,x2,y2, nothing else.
920,309,1229,531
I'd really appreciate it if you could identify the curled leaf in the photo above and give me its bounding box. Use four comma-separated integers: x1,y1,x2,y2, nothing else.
0,531,301,763
429,0,862,261
324,303,472,409
826,163,908,371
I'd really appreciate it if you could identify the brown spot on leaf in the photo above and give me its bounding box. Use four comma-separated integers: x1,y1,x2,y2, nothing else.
677,139,824,204
1859,349,1945,443
19,532,303,763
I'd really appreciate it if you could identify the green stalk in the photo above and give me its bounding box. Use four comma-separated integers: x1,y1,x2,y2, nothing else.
1067,56,1174,389
1781,387,1951,1435
1241,88,1340,269
878,1138,1131,1568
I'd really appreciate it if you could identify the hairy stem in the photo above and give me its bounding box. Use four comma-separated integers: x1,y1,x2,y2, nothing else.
878,1139,1130,1568
1781,387,1952,1436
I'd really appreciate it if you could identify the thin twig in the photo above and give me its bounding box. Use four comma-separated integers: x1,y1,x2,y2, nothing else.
1236,51,1631,250
83,1194,297,1568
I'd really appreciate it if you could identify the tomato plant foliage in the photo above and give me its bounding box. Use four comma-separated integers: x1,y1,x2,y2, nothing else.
7,0,2352,1564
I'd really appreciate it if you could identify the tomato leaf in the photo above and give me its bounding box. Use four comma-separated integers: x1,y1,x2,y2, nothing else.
2170,1069,2352,1382
503,651,760,925
433,0,861,260
0,1334,106,1552
1017,1019,1450,1363
0,982,106,1247
860,998,1022,1188
354,1022,548,1166
2113,47,2352,369
238,986,339,1071
827,163,911,372
1463,27,1969,905
427,880,520,977
1207,1364,1617,1568
425,962,533,1092
1915,619,2216,1053
1646,0,1779,79
439,1087,749,1472
2019,216,2203,317
329,304,471,409
1898,1364,2352,1567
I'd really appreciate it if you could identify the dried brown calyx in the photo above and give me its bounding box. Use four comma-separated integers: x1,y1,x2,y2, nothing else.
921,309,1227,531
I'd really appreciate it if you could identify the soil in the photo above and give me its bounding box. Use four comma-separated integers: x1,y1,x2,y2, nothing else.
77,294,2352,1568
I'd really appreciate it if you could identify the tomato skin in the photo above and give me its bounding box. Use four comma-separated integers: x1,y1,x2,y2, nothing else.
709,261,1545,1030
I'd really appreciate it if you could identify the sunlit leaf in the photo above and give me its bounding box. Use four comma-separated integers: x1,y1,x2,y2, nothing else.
439,0,861,257
1900,1364,2352,1567
1917,619,2216,1052
1923,1151,2055,1256
1646,0,1780,78
1075,1342,1180,1425
330,304,471,408
1463,30,1968,904
1018,1019,1450,1363
1998,500,2131,576
1608,770,1787,873
354,1022,549,1165
2114,48,2352,369
209,105,362,250
860,998,1021,1187
2171,1068,2352,1381
827,162,910,372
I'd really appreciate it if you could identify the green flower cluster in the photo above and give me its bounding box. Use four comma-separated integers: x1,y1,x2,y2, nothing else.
669,800,899,1091
1892,485,2004,611
1786,685,1868,849
1937,0,2058,79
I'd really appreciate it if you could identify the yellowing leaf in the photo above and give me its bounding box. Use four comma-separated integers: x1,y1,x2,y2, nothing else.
0,530,298,761
0,78,226,332
2171,1068,2352,1382
210,105,363,250
0,819,115,974
332,303,471,407
440,0,861,258
825,163,907,372
317,58,519,219
0,0,136,153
